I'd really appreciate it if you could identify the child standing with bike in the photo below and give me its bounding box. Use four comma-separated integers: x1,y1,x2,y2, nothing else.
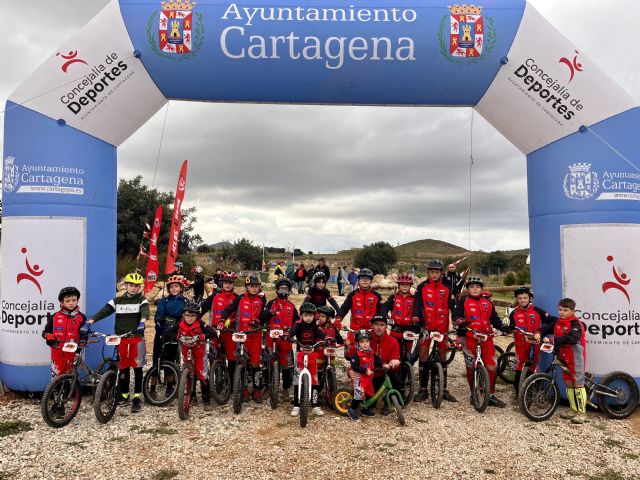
534,298,588,424
86,272,149,413
345,329,383,421
42,287,87,377
382,273,418,351
304,272,340,311
336,268,382,342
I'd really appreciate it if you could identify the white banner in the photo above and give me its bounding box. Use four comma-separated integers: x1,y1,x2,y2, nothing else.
561,224,640,376
475,3,636,154
9,1,166,147
0,217,86,365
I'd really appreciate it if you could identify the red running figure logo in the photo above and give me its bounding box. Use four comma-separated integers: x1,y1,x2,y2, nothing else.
601,255,631,303
56,50,88,73
559,50,583,82
16,247,45,294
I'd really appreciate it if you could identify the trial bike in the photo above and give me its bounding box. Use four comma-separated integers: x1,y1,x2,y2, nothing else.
230,326,266,414
266,326,286,410
287,339,328,428
389,321,420,406
142,339,179,407
463,328,498,413
208,332,231,405
497,327,536,386
318,343,344,408
420,329,454,409
176,334,208,420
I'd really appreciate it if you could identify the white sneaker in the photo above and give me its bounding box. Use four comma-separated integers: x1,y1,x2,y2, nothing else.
290,407,300,417
312,407,325,416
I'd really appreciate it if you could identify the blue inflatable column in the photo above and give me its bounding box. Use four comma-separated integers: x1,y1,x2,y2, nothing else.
0,103,117,391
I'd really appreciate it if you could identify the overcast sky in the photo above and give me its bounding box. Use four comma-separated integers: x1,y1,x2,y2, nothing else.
1,1,638,254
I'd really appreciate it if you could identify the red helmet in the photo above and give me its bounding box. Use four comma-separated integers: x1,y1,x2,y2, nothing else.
397,273,413,284
222,270,237,282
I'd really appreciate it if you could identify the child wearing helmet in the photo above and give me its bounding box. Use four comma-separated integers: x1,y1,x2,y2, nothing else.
87,272,149,413
162,301,217,410
336,268,383,342
452,276,509,408
288,302,327,417
304,271,340,312
220,273,266,403
315,305,345,405
188,266,206,303
345,329,383,421
382,273,418,355
259,278,299,400
42,287,87,380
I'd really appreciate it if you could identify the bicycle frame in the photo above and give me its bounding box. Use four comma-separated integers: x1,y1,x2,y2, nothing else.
360,371,405,410
297,347,315,403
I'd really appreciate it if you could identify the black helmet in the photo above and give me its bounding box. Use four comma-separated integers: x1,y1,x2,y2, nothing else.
466,276,484,288
358,268,374,279
312,271,327,284
245,273,261,286
370,314,388,325
183,301,200,314
514,286,534,298
426,259,445,271
275,278,293,290
58,286,81,302
299,302,317,314
316,305,335,318
354,329,372,342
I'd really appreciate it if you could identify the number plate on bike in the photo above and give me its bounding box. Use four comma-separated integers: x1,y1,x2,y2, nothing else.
540,343,554,353
62,342,78,353
403,332,420,341
105,335,121,346
269,329,283,339
473,332,488,342
323,348,336,356
232,332,247,343
430,332,444,342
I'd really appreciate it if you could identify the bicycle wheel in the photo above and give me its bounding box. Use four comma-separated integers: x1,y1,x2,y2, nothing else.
597,371,640,420
400,362,414,407
232,362,245,415
94,370,118,424
471,365,490,413
269,361,280,410
41,374,82,428
391,394,405,426
430,362,444,409
333,388,353,415
210,359,230,405
443,348,456,367
494,345,504,358
324,367,338,408
497,352,518,384
518,372,559,422
300,375,310,428
143,361,180,407
177,368,193,421
506,341,515,353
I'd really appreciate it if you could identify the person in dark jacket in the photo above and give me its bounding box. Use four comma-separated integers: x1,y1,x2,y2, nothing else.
443,263,462,300
294,263,307,294
347,267,358,293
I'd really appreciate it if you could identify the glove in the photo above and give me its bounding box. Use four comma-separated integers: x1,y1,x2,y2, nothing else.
80,323,91,335
199,334,205,342
216,322,225,331
224,319,231,328
45,333,55,341
136,322,146,333
333,318,343,330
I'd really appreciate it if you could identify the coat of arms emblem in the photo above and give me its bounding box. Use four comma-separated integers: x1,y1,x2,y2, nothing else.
147,0,204,60
563,163,599,200
3,156,19,193
438,4,496,64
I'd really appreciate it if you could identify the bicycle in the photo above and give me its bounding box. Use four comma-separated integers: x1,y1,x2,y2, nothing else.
443,331,504,367
40,332,116,428
230,326,266,415
389,323,420,406
463,328,498,413
497,327,536,386
333,367,406,426
142,339,179,407
420,329,453,409
318,343,344,409
93,331,138,424
287,338,327,428
176,334,208,420
208,333,231,405
266,327,286,410
518,342,639,421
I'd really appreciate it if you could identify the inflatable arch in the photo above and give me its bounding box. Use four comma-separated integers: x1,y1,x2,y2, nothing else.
2,0,639,391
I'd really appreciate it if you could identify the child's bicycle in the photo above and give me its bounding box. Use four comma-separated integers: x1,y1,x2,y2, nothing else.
389,322,420,406
208,333,231,405
319,343,344,408
93,331,138,424
266,326,286,410
420,328,453,409
40,331,116,428
518,341,639,421
176,334,208,420
229,326,266,414
463,328,499,413
142,339,179,407
497,327,536,385
333,367,406,426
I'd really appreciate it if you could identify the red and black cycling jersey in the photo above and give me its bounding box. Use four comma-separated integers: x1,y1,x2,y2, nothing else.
453,294,504,334
337,288,383,330
304,286,340,311
318,322,345,345
412,279,452,331
259,298,299,329
202,290,239,327
509,304,550,334
221,293,266,331
42,308,87,347
163,318,217,340
348,348,382,373
382,292,416,328
289,321,326,349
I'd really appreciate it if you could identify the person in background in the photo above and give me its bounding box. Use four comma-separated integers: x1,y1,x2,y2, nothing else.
212,269,224,292
274,261,286,280
347,267,358,293
337,266,347,296
443,262,462,301
295,263,307,294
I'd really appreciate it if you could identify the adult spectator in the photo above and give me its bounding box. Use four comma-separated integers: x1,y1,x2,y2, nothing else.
337,266,347,296
294,263,307,294
347,267,358,293
212,269,224,291
274,261,286,280
443,262,462,300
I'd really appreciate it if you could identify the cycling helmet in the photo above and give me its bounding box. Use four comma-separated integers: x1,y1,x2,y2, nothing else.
354,329,372,342
370,314,388,325
312,271,327,284
514,286,534,298
316,305,336,318
183,301,200,314
166,275,185,287
194,266,203,274
58,286,81,302
397,273,413,284
221,270,237,282
358,268,374,279
275,278,293,298
465,276,483,288
299,302,317,314
245,273,261,286
481,290,493,299
426,259,445,271
174,262,184,269
124,272,144,285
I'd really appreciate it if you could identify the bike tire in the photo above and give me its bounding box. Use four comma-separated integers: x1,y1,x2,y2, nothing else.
494,345,504,358
93,370,118,424
471,365,490,413
325,368,338,409
269,362,280,410
519,364,532,392
41,374,82,428
443,348,456,367
210,359,231,405
333,387,353,415
597,371,640,420
177,368,192,421
430,362,444,409
143,362,180,407
400,362,414,407
518,372,559,422
497,352,518,385
232,362,245,415
391,394,405,426
300,375,310,428
506,341,515,353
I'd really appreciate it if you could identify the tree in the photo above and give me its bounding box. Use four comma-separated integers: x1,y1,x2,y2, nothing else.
516,266,531,285
354,241,397,275
503,272,517,286
197,244,211,253
232,238,263,270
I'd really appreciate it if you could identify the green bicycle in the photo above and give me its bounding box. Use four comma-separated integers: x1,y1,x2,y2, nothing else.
333,368,406,426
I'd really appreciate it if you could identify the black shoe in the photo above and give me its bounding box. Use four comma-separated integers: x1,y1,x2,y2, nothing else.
131,397,142,413
413,389,429,402
203,399,212,412
442,390,458,403
117,395,129,406
488,395,506,408
360,408,376,417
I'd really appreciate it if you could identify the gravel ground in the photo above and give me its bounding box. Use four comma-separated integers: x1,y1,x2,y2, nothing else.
1,293,639,479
